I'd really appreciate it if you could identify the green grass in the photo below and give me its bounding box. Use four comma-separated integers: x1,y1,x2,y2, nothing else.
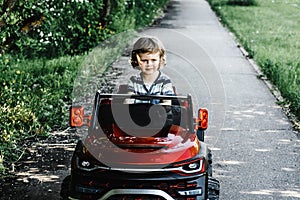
72,31,136,101
0,31,136,174
0,54,83,174
0,0,169,175
208,0,300,122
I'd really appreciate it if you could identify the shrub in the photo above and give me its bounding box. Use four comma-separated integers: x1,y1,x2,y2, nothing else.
1,0,170,59
0,0,170,174
0,0,110,58
132,0,170,27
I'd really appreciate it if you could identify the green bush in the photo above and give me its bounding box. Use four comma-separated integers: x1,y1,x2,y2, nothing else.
1,0,109,58
0,0,170,173
1,0,169,59
132,0,169,27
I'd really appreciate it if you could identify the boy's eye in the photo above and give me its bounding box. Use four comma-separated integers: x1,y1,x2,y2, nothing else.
141,59,157,62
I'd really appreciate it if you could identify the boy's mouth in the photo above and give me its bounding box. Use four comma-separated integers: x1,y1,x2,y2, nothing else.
145,67,154,70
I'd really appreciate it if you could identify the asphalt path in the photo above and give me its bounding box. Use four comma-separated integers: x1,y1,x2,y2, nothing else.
113,0,300,199
127,0,300,199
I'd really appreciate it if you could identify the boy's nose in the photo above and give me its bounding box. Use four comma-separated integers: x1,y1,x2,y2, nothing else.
147,60,154,65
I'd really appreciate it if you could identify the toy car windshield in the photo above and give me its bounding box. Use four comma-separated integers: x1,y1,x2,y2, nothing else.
94,94,194,138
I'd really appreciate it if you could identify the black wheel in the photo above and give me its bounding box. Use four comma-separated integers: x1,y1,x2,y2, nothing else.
197,129,205,141
208,190,219,200
207,177,220,200
207,149,213,176
60,175,71,200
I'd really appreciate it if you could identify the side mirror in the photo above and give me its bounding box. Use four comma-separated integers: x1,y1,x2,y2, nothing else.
70,106,92,127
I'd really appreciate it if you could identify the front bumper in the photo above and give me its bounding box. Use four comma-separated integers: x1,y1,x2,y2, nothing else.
68,170,207,200
70,188,176,200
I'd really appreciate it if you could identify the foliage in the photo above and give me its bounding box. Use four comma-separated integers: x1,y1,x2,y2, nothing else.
0,0,170,173
0,0,169,59
73,31,136,100
207,0,300,119
132,0,170,27
0,54,83,166
0,0,108,58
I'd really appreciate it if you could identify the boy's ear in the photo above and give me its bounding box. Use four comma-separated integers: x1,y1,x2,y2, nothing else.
160,55,166,67
136,54,141,63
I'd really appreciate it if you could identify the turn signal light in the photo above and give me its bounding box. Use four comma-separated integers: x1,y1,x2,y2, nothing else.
195,108,208,130
70,106,92,127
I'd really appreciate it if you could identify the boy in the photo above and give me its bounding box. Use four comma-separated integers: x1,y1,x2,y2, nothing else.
127,36,175,104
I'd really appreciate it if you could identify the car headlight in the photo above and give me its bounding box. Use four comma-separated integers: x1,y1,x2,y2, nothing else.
76,157,100,171
173,157,206,174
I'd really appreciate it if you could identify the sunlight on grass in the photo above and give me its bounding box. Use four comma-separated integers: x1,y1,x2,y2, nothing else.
207,0,300,121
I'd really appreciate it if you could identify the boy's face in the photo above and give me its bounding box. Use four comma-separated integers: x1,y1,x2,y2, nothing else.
136,52,160,75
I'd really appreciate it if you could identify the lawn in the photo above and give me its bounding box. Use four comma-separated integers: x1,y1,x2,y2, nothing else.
207,0,300,124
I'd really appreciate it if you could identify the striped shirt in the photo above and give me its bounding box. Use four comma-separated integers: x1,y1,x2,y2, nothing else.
128,71,175,104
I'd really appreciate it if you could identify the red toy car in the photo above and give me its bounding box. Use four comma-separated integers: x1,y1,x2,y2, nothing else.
61,89,220,200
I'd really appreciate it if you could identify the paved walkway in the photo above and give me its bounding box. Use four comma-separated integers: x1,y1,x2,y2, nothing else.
113,0,300,199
